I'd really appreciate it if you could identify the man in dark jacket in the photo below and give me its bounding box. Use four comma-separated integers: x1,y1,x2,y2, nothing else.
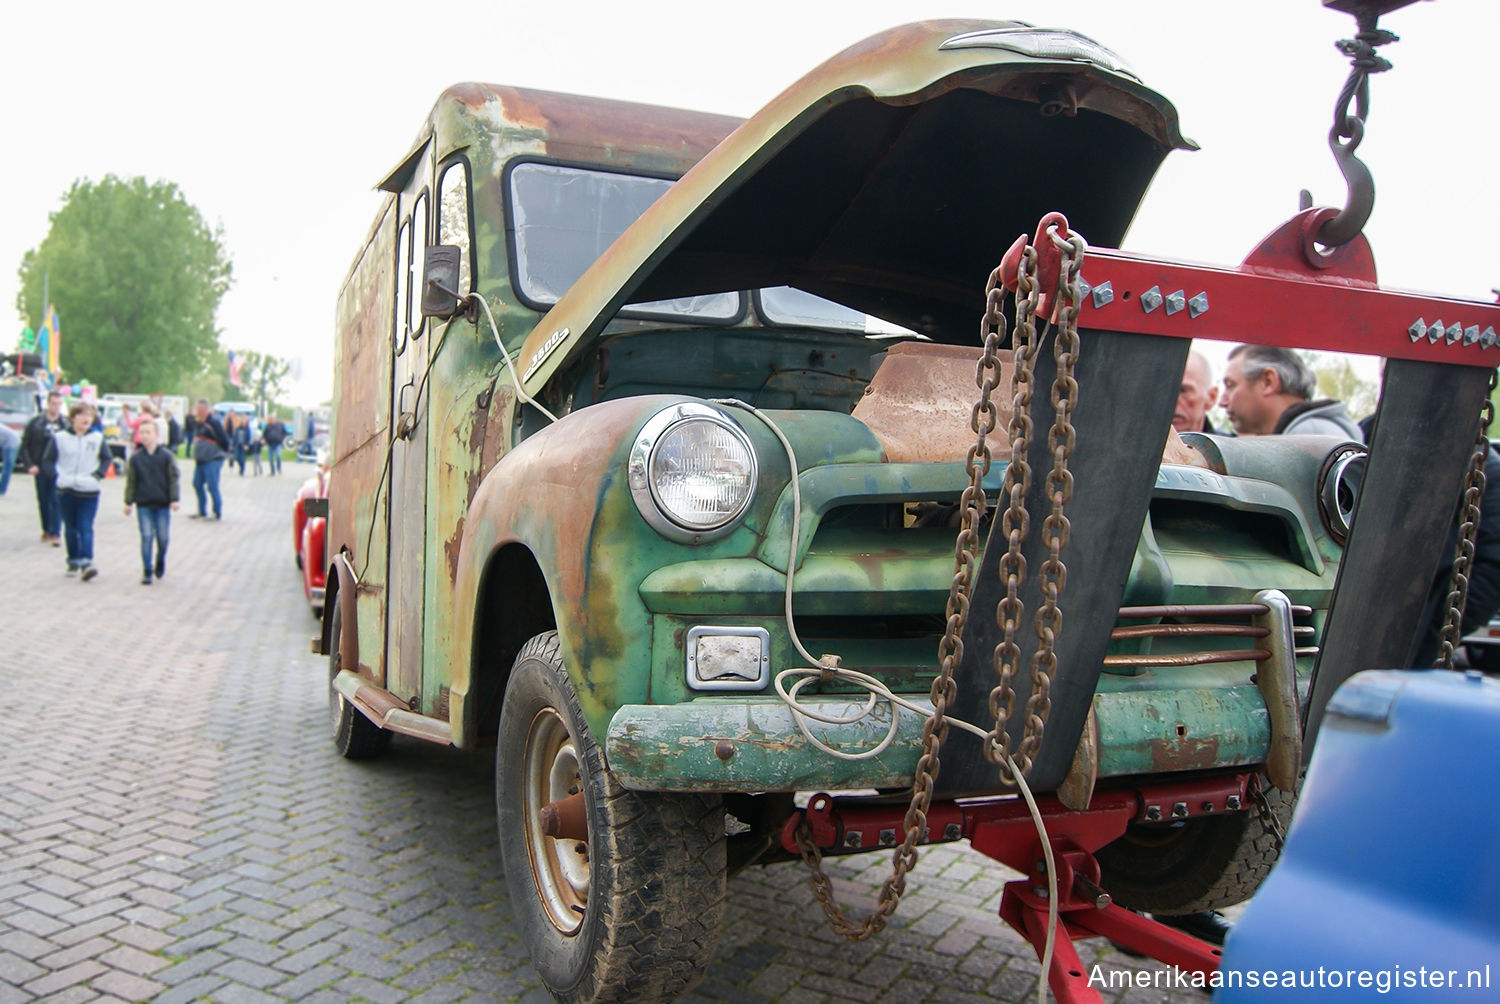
189,398,230,520
262,415,287,476
123,418,180,584
19,389,67,545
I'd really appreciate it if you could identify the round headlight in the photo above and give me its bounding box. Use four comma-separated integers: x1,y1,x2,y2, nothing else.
1317,443,1366,546
629,404,758,540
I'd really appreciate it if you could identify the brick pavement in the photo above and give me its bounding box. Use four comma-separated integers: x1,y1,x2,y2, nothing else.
0,465,1215,1002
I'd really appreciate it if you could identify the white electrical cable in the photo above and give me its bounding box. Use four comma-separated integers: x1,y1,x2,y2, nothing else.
714,396,1059,1003
469,293,559,424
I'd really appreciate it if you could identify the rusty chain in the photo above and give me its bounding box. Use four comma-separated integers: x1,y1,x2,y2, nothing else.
1248,775,1288,854
985,245,1039,780
795,225,1085,939
1437,368,1498,669
1018,228,1085,770
793,264,1014,940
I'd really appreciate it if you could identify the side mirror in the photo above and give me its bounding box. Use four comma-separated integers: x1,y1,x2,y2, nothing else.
302,497,329,519
421,245,464,319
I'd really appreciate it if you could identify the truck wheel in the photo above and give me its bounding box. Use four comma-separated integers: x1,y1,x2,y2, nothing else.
497,632,725,1004
327,602,391,759
1096,779,1293,914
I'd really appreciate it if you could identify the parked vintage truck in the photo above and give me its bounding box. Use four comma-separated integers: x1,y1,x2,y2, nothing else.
314,17,1495,1002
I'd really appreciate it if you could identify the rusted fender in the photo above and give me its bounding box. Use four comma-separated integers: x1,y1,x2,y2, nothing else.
449,396,662,747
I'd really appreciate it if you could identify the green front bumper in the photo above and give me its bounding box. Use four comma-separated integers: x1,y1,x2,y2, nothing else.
604,672,1280,792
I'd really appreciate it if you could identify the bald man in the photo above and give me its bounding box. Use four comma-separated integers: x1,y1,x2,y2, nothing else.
1172,351,1222,435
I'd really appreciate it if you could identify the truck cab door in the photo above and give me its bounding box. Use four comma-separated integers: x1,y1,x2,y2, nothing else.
385,140,434,708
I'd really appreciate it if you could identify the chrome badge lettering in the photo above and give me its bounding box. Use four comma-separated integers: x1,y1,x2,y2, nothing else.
522,327,569,382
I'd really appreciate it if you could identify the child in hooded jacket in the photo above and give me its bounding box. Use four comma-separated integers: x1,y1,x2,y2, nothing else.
43,402,113,580
123,419,180,584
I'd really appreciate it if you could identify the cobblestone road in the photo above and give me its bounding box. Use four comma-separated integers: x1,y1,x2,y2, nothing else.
0,467,1212,1002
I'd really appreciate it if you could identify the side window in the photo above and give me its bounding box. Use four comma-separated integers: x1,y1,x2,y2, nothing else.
439,162,472,294
394,219,412,355
410,192,429,339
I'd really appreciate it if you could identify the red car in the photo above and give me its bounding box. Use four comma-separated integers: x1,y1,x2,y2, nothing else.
292,468,328,617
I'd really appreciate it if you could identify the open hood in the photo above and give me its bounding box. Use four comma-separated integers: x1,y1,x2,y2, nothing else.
518,19,1194,394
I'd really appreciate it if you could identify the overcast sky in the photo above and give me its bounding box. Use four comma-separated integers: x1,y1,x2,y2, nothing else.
2,0,1494,404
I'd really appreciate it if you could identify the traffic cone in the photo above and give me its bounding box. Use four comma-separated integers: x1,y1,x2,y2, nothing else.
105,461,117,479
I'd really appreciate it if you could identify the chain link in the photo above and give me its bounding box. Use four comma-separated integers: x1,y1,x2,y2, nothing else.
1437,369,1499,669
795,266,1012,941
795,224,1085,937
985,246,1038,779
1018,229,1085,769
1248,776,1288,854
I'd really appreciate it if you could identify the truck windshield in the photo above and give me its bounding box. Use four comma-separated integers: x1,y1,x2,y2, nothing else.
0,383,37,415
509,163,917,337
509,162,743,322
757,286,916,337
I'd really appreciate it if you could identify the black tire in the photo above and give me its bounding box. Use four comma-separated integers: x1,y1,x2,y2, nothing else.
1096,779,1293,914
327,602,391,759
296,551,304,571
497,632,725,1004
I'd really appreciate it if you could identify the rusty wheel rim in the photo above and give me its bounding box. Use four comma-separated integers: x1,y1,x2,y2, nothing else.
523,707,588,934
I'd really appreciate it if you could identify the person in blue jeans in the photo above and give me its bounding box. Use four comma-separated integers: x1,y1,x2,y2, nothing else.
263,415,286,475
123,419,180,584
43,402,112,580
0,423,18,496
189,398,229,519
20,390,67,544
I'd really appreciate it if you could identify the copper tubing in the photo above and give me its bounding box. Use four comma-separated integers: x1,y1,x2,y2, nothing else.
1102,648,1271,668
1111,623,1269,640
1117,603,1312,620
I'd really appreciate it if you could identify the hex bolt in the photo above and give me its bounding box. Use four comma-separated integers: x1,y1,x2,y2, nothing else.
943,823,962,841
1226,795,1242,811
844,831,863,849
1172,802,1189,819
1201,801,1215,812
878,828,896,847
1144,805,1163,822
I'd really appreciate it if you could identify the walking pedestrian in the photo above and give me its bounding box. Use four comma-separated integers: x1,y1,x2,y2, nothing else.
228,413,248,476
123,419,179,585
190,398,230,520
248,415,264,476
165,409,183,456
44,402,112,580
0,423,17,496
19,389,67,545
263,414,286,476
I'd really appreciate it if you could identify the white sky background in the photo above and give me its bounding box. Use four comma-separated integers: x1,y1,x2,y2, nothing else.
1,0,1494,405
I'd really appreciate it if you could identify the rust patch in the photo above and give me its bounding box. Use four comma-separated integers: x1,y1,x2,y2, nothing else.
852,341,1015,464
1148,733,1222,771
851,341,1212,470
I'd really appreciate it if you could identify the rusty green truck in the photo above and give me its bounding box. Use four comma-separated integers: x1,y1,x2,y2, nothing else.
320,20,1360,1001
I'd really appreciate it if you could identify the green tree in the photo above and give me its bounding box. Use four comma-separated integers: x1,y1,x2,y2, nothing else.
15,175,232,392
1307,352,1378,421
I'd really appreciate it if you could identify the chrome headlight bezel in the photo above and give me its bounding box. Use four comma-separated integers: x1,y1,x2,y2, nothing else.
1317,442,1367,546
628,403,758,542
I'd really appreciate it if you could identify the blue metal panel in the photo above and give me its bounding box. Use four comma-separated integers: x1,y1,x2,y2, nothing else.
1218,669,1500,1000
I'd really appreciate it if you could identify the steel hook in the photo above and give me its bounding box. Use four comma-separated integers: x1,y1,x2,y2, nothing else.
1314,117,1375,250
